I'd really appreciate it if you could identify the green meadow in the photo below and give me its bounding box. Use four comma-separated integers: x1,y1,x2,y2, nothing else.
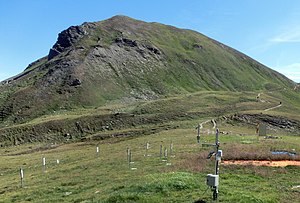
1,90,300,203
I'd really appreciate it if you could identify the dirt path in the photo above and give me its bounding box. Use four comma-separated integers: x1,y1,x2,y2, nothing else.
264,104,282,112
212,119,216,129
199,120,210,129
198,119,216,129
257,91,283,111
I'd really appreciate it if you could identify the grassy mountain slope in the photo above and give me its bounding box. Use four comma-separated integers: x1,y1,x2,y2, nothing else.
0,15,295,124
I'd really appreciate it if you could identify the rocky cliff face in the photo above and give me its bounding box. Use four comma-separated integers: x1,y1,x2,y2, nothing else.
48,23,94,60
0,15,295,123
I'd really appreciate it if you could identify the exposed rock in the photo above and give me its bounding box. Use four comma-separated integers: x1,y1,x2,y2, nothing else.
230,114,300,132
114,37,160,55
48,25,88,60
70,79,81,86
48,48,61,60
193,44,203,49
115,37,138,47
145,45,160,55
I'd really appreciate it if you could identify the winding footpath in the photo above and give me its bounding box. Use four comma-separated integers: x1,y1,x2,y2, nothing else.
264,103,282,112
198,119,217,130
198,89,286,130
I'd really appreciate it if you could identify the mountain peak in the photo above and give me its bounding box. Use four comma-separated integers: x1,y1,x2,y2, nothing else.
0,16,294,123
107,15,135,21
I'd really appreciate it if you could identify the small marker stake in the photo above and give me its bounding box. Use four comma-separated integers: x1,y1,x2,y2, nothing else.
145,142,150,156
127,148,130,162
96,145,100,157
128,150,134,168
164,147,168,159
127,148,133,168
19,167,24,187
160,144,163,159
129,151,132,163
42,157,46,172
170,141,173,155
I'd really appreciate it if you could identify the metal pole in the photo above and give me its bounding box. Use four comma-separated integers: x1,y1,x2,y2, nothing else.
197,123,200,144
213,128,220,201
215,128,219,175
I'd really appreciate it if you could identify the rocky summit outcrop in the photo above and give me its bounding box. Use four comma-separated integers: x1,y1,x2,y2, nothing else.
55,26,86,49
48,24,91,60
0,15,295,123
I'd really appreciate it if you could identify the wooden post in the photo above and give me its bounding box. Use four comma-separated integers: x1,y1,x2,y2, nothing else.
160,144,163,159
127,148,130,162
170,141,173,155
164,147,168,159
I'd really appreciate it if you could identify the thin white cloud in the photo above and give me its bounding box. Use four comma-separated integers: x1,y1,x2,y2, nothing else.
251,27,300,52
269,28,300,43
274,63,300,82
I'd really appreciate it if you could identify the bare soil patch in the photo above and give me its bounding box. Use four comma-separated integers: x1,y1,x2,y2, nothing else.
222,160,300,167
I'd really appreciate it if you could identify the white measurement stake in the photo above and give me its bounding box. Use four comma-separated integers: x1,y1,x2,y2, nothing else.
42,157,46,172
20,167,24,187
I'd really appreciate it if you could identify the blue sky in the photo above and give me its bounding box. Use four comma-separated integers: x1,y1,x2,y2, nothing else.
0,0,300,82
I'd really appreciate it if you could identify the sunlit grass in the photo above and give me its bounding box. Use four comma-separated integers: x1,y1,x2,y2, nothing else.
0,89,300,202
1,122,299,202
